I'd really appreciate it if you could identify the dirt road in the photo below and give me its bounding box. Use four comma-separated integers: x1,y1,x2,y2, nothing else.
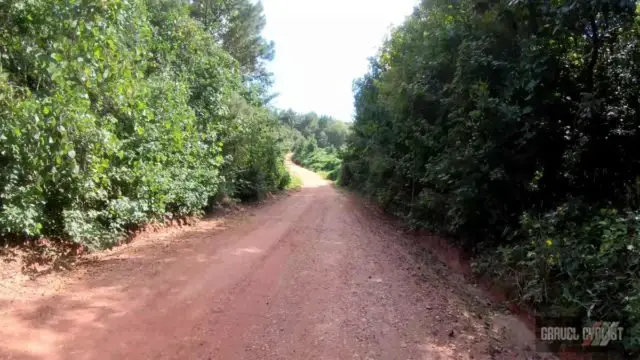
0,160,541,359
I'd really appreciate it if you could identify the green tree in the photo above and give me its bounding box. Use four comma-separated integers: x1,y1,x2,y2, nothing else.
191,0,274,90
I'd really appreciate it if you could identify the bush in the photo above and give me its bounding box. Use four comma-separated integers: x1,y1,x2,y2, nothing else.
292,139,341,179
0,0,287,249
474,203,640,350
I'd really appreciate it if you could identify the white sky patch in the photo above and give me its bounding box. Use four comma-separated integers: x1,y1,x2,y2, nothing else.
262,0,417,121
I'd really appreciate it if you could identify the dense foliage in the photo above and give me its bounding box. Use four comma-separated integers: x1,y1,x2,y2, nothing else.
278,110,348,180
0,0,289,249
293,141,341,180
191,0,275,99
342,0,640,350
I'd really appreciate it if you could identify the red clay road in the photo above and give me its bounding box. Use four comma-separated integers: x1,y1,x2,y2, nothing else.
0,159,542,359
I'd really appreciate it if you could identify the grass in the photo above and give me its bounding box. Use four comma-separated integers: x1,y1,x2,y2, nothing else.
286,173,303,191
316,171,330,179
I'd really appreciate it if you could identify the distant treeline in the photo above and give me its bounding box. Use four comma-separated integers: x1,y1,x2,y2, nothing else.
277,110,349,181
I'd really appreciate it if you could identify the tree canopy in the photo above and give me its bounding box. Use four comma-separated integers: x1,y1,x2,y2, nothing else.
191,0,275,97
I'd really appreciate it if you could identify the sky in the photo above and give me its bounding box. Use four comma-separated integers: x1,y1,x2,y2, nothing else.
261,0,418,121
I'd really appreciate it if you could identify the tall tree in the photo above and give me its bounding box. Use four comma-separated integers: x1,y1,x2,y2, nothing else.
191,0,274,88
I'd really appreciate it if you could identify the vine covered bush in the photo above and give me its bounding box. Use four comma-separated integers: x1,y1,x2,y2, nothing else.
342,0,640,351
0,0,289,249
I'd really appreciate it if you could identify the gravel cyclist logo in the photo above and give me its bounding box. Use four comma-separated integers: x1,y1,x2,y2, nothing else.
537,317,625,353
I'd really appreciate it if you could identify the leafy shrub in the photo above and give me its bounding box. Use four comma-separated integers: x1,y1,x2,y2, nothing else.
0,0,287,249
292,139,341,180
220,94,290,201
474,203,640,350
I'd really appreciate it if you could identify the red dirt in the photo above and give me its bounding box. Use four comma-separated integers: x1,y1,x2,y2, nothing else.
0,159,548,359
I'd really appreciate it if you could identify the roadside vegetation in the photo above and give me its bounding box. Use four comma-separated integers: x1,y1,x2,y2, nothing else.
341,0,640,352
293,146,341,181
0,0,292,250
277,110,348,181
285,173,303,191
